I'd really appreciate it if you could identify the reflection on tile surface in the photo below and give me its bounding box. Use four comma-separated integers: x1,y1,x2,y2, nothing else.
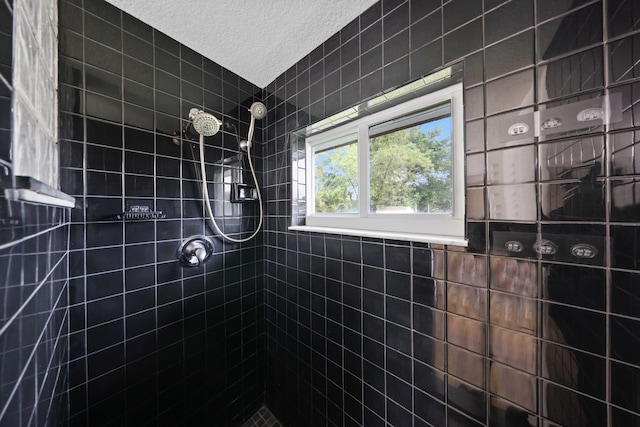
611,130,640,175
539,136,605,181
608,0,640,38
449,344,485,388
611,270,640,317
538,46,603,101
448,376,487,423
540,181,606,221
611,225,640,270
448,282,486,321
542,381,607,427
488,184,537,221
543,302,606,355
611,361,640,414
537,3,602,61
611,315,640,365
489,362,536,411
486,107,536,150
611,178,640,221
542,341,606,400
486,69,535,115
490,292,536,334
447,314,486,355
489,395,537,427
447,252,487,286
490,326,537,374
610,33,640,84
542,263,605,311
487,145,536,185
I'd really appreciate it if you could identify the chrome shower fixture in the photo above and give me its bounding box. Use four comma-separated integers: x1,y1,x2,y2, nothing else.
240,102,267,151
189,108,222,136
249,102,267,120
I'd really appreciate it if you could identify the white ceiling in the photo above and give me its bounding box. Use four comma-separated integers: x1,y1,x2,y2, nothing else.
105,0,379,88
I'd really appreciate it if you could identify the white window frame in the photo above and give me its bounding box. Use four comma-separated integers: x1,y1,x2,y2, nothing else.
299,83,466,246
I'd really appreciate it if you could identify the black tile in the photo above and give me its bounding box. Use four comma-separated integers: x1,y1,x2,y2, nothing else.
542,263,605,311
85,39,122,75
489,396,536,427
541,341,606,400
612,178,640,221
384,29,409,65
361,20,383,54
612,406,640,427
386,347,412,382
411,11,441,51
539,136,605,181
539,46,604,101
537,0,592,23
410,0,440,24
485,0,533,45
84,13,121,51
443,18,483,64
386,297,410,327
485,31,534,80
485,69,535,115
537,4,602,61
611,270,640,317
611,315,640,365
123,56,153,87
541,181,606,221
611,225,640,270
410,39,442,80
386,322,412,356
443,0,482,33
383,55,409,90
123,13,152,42
386,244,411,272
415,389,445,426
609,0,640,38
447,376,486,423
541,381,606,427
542,302,605,355
86,66,122,99
383,2,409,39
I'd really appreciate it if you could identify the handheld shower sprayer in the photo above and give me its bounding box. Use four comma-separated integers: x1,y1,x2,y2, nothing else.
249,102,267,120
191,103,266,243
240,102,267,151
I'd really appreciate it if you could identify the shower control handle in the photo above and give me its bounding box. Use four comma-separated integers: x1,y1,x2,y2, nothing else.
178,235,214,267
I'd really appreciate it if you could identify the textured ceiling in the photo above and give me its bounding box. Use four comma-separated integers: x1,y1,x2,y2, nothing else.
105,0,379,88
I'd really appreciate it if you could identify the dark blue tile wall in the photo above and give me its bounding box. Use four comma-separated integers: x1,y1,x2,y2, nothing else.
58,0,265,425
262,0,640,426
0,2,71,427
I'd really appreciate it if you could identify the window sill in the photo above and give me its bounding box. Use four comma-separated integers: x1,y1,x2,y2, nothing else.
4,176,76,208
288,225,468,246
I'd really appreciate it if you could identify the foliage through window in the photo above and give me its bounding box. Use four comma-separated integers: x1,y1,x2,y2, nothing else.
305,84,465,243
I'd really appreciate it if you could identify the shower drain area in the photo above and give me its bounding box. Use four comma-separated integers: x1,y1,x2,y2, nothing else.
241,405,283,427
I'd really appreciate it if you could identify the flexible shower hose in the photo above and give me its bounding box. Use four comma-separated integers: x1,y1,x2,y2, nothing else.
198,116,263,243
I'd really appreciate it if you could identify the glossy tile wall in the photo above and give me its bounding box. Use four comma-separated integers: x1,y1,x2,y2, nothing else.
0,1,71,426
58,0,266,425
261,0,640,426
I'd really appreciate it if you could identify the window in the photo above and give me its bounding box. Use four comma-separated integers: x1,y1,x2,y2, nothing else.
304,83,465,244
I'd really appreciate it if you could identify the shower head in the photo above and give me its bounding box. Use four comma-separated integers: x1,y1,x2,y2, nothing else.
189,108,222,136
248,102,267,120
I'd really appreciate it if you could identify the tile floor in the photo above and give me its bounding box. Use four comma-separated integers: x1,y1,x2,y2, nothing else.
241,406,283,427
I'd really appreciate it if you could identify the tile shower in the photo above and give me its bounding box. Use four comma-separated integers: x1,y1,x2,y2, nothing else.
0,0,639,427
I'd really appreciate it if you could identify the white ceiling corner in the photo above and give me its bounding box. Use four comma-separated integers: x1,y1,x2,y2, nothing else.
105,0,379,88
